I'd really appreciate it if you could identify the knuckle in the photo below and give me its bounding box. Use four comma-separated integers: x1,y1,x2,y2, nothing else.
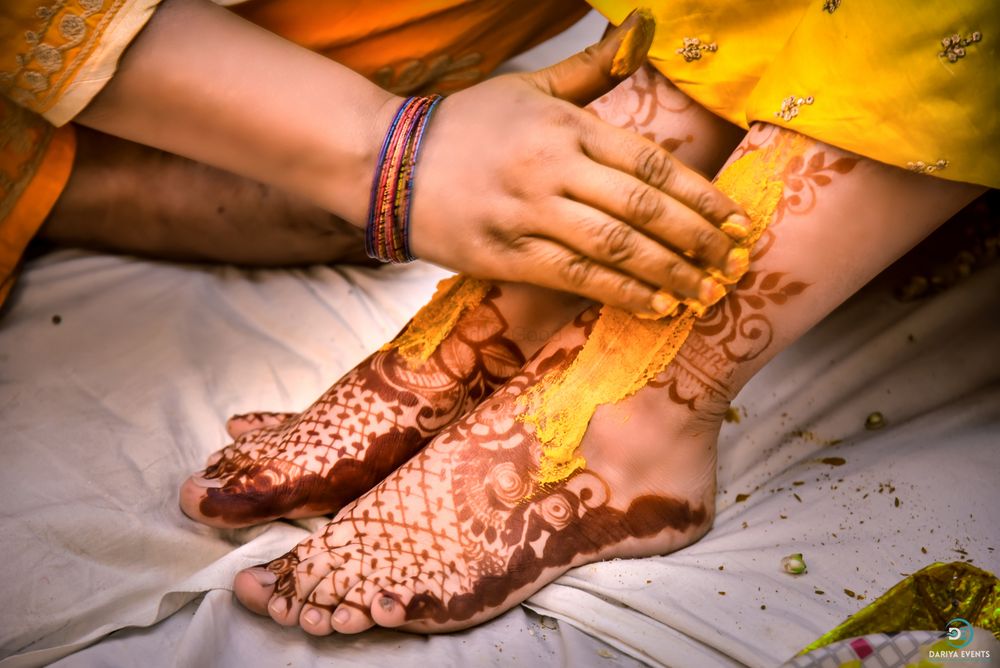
599,224,636,263
693,190,722,219
693,226,718,257
635,145,674,187
546,104,579,130
663,256,687,285
625,185,662,227
559,255,594,288
614,275,639,300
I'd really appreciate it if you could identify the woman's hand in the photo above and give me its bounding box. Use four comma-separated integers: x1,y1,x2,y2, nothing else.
410,11,748,315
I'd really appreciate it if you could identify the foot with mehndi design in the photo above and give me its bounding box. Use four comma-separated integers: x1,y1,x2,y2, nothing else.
180,283,584,528
232,307,722,634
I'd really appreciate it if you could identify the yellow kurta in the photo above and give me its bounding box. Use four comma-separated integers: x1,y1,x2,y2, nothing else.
587,0,999,189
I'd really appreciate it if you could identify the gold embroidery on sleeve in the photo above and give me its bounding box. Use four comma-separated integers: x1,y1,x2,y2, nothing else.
775,95,814,122
906,159,949,175
939,32,982,63
676,37,718,63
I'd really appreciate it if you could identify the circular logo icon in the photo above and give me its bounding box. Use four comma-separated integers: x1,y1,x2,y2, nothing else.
945,618,974,649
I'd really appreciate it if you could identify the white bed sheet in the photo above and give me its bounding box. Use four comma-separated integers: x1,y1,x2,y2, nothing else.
1,249,997,668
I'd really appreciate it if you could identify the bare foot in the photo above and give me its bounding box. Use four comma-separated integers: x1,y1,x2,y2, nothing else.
232,307,721,634
179,283,584,528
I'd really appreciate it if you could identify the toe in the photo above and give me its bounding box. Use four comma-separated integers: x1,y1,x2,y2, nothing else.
233,568,278,615
369,584,415,628
298,605,334,635
330,602,374,634
266,549,346,626
226,411,297,439
305,569,391,635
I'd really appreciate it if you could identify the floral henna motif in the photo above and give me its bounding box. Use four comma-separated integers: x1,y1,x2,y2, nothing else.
656,137,858,411
590,63,694,151
195,286,526,525
265,343,707,627
776,150,859,221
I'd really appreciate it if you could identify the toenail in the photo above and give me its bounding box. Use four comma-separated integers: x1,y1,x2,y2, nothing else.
188,474,225,488
333,608,350,625
378,596,395,612
303,608,321,625
247,568,277,586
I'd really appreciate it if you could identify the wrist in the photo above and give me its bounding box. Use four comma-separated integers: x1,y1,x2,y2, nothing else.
309,89,404,229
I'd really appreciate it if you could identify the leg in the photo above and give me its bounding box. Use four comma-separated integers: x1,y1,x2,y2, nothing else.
179,65,742,527
38,127,371,266
232,124,981,635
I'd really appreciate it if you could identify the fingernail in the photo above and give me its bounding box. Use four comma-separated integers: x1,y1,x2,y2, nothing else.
724,247,750,279
720,214,750,239
333,608,350,625
378,596,395,612
698,277,727,306
247,568,277,586
303,608,322,625
650,291,679,316
188,473,225,488
610,9,655,78
683,298,707,316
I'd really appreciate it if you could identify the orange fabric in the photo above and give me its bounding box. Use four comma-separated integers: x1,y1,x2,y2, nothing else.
234,0,591,95
0,113,75,306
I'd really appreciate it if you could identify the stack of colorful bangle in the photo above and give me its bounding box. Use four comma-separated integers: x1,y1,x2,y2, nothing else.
365,95,443,263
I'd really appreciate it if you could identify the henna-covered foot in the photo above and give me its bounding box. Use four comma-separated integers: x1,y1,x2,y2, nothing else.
232,307,725,634
225,412,298,440
179,283,585,528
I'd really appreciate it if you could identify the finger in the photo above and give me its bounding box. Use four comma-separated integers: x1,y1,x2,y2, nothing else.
539,198,713,301
525,8,654,105
504,236,664,315
564,160,744,278
577,119,750,235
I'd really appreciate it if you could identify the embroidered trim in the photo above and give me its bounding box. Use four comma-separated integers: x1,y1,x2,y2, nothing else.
939,32,982,63
775,95,814,122
676,37,717,63
372,52,483,95
0,0,107,114
822,0,841,13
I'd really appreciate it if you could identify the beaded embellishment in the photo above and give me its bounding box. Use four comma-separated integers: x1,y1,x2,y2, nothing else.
906,159,949,175
775,95,814,122
939,32,982,63
676,37,717,62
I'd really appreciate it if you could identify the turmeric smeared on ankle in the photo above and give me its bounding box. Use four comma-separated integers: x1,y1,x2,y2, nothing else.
521,132,805,485
383,275,490,364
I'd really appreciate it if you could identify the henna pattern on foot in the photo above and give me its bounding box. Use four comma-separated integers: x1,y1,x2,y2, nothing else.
234,311,715,635
180,286,526,528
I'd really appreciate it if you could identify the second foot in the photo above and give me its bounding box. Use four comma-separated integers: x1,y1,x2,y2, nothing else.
233,308,720,634
179,282,584,528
